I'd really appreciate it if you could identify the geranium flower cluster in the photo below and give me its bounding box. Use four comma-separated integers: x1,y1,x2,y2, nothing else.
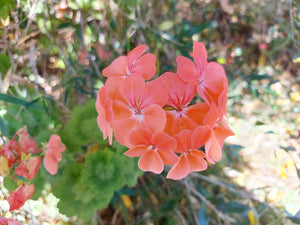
96,42,234,180
0,127,66,211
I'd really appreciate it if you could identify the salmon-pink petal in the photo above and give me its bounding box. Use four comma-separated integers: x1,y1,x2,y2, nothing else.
169,114,198,136
159,72,197,108
132,53,156,80
8,184,35,211
47,135,66,153
43,153,59,175
138,150,164,174
214,126,234,148
127,45,147,67
203,103,219,127
191,126,211,149
114,117,142,147
129,128,152,146
96,86,114,122
112,100,132,121
105,77,125,101
218,117,235,134
157,150,179,165
187,150,207,172
176,56,200,83
119,75,145,107
143,104,166,133
102,56,127,77
185,102,210,125
97,115,113,144
141,79,168,108
152,132,177,151
193,42,207,73
205,132,222,164
199,62,227,106
124,145,148,157
174,130,192,153
167,154,190,180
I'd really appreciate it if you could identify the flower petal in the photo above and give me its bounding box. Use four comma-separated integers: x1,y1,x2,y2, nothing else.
138,150,164,174
114,117,142,147
127,45,147,67
174,130,192,153
132,53,156,80
152,131,177,151
124,145,148,157
43,153,59,175
205,132,222,164
167,154,190,180
143,104,166,133
176,56,200,83
187,150,207,172
185,102,210,125
157,150,179,165
119,75,145,107
129,128,152,146
141,78,168,108
8,184,35,211
159,72,196,108
102,56,127,77
193,42,207,73
191,126,211,149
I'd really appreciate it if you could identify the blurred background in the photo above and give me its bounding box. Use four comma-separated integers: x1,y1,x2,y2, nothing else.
0,0,299,224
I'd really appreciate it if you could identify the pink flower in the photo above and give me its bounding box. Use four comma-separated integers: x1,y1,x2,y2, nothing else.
124,128,178,174
112,75,167,146
102,45,156,80
43,135,66,175
8,184,35,211
167,127,210,180
176,42,228,117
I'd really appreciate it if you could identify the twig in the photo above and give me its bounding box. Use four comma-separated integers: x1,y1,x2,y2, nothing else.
189,184,236,225
190,173,281,214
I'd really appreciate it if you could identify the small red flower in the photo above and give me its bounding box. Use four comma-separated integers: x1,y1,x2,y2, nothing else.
8,184,35,211
43,135,66,175
14,156,41,180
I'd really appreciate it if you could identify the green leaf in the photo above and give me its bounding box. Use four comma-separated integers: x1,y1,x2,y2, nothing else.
3,176,18,192
64,100,102,149
0,54,11,74
158,20,174,31
0,94,42,109
0,0,16,19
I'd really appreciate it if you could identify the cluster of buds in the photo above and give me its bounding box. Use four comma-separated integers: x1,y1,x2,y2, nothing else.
96,42,234,180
